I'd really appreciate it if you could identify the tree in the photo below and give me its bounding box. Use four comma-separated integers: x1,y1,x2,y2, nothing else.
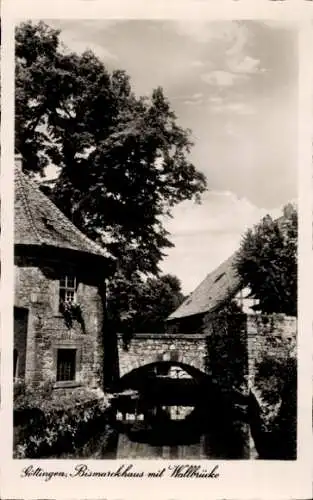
15,21,207,279
134,274,185,333
107,273,185,342
235,203,297,316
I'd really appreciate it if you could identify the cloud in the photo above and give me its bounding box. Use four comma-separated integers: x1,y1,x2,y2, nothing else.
177,21,264,88
172,21,249,47
190,60,205,68
183,92,204,105
208,96,224,104
48,20,118,61
165,190,281,236
201,56,262,88
229,55,262,75
262,20,297,30
224,29,264,77
201,70,248,87
60,37,117,61
211,101,256,116
183,100,203,106
173,21,229,44
160,191,284,293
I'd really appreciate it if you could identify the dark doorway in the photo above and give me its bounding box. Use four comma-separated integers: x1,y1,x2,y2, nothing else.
13,307,28,380
13,348,18,379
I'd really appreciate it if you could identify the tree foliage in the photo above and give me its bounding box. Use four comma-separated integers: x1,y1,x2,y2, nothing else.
235,203,297,316
107,273,185,341
15,21,207,280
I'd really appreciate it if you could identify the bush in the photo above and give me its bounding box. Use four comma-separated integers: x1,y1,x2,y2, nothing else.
13,379,26,398
250,329,297,458
14,386,111,458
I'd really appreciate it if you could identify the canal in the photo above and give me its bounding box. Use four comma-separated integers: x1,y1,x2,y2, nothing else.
67,366,255,459
70,400,253,459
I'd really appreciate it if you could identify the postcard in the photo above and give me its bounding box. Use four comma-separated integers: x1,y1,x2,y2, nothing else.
1,1,312,499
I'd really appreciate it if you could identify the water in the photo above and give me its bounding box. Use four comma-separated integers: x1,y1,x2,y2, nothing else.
59,366,254,459
113,404,251,459
69,396,252,459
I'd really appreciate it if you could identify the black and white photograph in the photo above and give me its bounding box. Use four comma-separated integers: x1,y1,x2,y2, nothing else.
12,18,298,463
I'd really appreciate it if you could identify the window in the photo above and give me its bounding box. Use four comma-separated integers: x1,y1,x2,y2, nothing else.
237,289,244,309
214,272,225,283
59,275,77,310
56,348,76,381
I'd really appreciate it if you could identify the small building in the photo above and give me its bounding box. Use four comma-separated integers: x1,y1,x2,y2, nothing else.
166,252,259,334
14,157,115,389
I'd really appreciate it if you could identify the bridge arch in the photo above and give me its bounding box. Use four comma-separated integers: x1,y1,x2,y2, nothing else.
119,360,208,387
117,333,209,379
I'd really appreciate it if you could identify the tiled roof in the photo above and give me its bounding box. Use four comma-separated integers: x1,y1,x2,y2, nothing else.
167,252,242,321
167,205,297,322
15,166,112,260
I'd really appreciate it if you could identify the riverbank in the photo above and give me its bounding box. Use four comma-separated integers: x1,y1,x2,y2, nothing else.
13,382,112,458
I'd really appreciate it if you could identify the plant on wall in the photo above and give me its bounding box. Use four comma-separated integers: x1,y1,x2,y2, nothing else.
60,300,85,332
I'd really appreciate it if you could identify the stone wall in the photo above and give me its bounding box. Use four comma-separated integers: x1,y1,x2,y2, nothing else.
117,333,208,378
246,314,297,458
246,314,297,389
14,257,104,389
202,312,296,392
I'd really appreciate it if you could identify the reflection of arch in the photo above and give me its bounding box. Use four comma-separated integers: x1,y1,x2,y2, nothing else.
119,361,208,389
13,348,18,379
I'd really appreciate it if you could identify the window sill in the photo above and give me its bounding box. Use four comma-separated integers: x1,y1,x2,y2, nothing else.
53,381,82,389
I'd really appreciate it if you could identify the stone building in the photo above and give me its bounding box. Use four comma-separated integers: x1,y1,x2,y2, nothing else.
14,157,115,389
166,205,296,335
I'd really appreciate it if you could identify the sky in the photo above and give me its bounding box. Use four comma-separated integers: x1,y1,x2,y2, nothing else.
44,19,298,294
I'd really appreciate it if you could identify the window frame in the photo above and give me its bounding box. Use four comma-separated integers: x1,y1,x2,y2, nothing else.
59,275,77,311
56,347,77,382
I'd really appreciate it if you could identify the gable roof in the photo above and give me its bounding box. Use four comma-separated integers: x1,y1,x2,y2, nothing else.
167,252,242,321
15,166,112,260
167,205,297,322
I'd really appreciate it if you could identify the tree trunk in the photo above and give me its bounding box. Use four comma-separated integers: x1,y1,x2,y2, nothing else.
99,280,120,391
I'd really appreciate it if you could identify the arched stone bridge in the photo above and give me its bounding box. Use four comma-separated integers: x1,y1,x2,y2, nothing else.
116,324,249,394
117,333,209,378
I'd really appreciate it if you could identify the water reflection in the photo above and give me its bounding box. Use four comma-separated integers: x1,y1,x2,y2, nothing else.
57,396,252,460
116,405,194,422
59,362,255,459
111,400,251,459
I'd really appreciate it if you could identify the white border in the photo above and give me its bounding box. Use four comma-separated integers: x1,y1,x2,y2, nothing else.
1,2,313,499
